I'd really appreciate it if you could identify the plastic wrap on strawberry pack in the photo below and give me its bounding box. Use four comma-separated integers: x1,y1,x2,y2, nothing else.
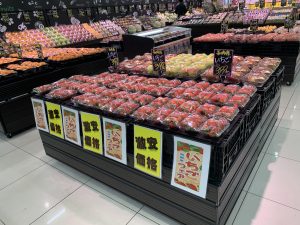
166,88,186,98
214,106,239,121
46,88,77,100
201,67,220,83
132,105,157,120
200,117,230,137
223,84,241,95
210,93,232,106
114,101,140,116
147,86,171,97
228,94,250,108
149,107,174,123
179,114,208,132
165,98,186,110
162,111,189,129
179,80,197,88
149,97,171,108
134,94,155,106
193,81,210,91
193,91,215,104
206,83,225,93
102,99,126,112
94,87,108,95
237,85,257,97
33,84,54,95
178,101,201,113
196,103,219,117
181,88,201,100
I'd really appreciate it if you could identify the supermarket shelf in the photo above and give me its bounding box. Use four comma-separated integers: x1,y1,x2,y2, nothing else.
40,90,280,225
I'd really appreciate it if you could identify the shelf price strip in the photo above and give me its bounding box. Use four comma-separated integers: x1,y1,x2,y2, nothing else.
152,49,166,76
80,112,103,154
171,136,211,198
134,125,162,179
31,98,49,132
213,49,234,82
45,102,64,139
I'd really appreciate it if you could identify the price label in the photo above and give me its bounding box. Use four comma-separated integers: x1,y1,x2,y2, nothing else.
67,9,73,18
78,8,85,17
152,49,166,76
23,11,31,22
62,107,81,146
213,49,234,81
35,44,43,59
31,98,49,132
107,47,119,68
259,0,265,8
80,112,103,154
86,8,92,17
36,11,45,21
103,118,127,165
45,102,64,139
221,21,228,33
1,13,10,23
13,44,22,58
250,19,258,33
171,136,211,198
134,125,162,179
51,9,59,19
255,1,259,7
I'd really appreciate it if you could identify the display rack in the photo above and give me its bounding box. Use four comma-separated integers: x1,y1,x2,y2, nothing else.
123,26,191,58
0,56,109,137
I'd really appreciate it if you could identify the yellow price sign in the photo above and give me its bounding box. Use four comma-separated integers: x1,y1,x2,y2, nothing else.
134,125,162,179
80,112,103,154
45,102,64,139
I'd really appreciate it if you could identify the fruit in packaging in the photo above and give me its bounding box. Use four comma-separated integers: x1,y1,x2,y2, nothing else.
132,105,157,120
228,94,250,108
178,100,200,113
179,114,208,132
200,117,230,137
165,98,186,109
162,111,188,128
196,103,219,117
214,106,239,121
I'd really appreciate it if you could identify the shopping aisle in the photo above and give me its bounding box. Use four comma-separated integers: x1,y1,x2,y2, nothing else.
1,76,300,225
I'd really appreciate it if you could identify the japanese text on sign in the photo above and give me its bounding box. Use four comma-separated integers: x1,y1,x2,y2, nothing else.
152,49,166,76
171,136,211,198
107,47,119,69
45,102,64,139
80,112,103,154
213,49,234,81
134,125,162,179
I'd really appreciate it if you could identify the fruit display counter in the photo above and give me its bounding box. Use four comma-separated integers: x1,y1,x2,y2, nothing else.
193,25,300,85
0,48,108,137
31,52,283,225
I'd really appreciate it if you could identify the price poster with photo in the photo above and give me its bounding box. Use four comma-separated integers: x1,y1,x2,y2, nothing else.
134,125,162,179
80,112,103,154
45,101,64,139
103,118,127,165
171,136,211,198
62,106,81,146
31,98,48,132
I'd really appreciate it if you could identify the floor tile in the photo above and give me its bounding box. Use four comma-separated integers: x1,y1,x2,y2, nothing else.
85,178,143,212
279,108,300,131
6,128,40,148
20,139,53,162
0,149,44,190
280,86,295,108
226,191,247,225
267,127,300,161
249,154,300,210
233,192,300,225
287,92,300,110
0,138,16,157
31,185,136,225
128,214,158,225
0,165,82,225
48,159,90,184
139,206,183,225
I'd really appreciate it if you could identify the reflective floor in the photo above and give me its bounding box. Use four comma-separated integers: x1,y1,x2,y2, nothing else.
1,75,300,225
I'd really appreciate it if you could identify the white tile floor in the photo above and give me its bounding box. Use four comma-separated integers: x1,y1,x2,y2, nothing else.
1,76,300,225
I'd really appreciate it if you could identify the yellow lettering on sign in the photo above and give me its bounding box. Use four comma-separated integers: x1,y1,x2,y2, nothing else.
80,112,103,154
134,125,162,179
45,102,64,139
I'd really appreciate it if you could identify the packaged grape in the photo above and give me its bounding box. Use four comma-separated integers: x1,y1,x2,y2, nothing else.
149,107,173,123
201,67,220,82
200,117,230,137
114,101,140,116
210,93,231,105
165,98,186,110
193,91,215,104
206,83,225,93
223,85,241,95
214,106,239,121
103,99,126,112
196,103,219,117
149,97,170,108
193,81,210,91
228,94,250,108
134,94,155,106
178,100,200,113
165,79,182,88
179,80,197,88
101,89,119,98
94,86,108,95
132,105,157,120
46,88,77,100
166,88,185,98
181,88,201,100
33,84,54,94
179,114,208,132
237,85,257,96
162,111,189,128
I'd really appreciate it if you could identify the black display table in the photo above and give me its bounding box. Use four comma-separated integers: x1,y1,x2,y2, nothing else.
38,86,280,225
0,57,109,137
192,41,300,85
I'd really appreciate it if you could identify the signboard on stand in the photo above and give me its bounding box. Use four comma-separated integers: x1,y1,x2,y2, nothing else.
152,49,166,76
171,136,211,198
213,49,234,82
45,102,64,139
134,125,162,179
107,47,119,69
31,98,48,132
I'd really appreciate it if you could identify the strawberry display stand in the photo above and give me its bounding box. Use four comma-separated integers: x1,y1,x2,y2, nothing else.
34,68,282,225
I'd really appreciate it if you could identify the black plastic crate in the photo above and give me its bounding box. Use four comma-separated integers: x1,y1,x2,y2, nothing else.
271,66,285,95
257,77,276,115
